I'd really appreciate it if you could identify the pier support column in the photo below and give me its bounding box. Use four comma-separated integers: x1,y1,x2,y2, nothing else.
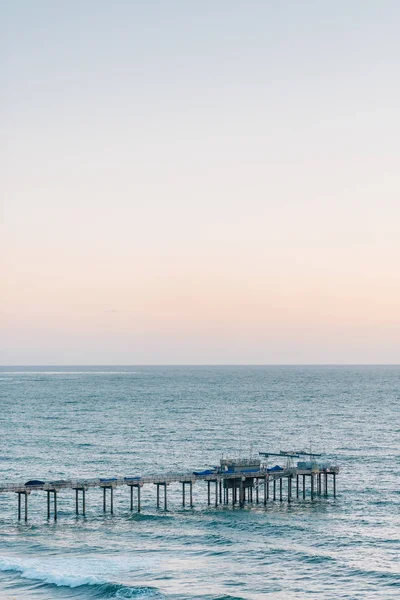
156,484,160,508
256,480,259,503
273,478,276,500
303,475,306,499
130,486,133,510
207,481,211,506
102,487,113,514
137,486,141,512
317,473,321,495
73,488,86,516
54,491,57,520
164,483,167,511
324,472,328,496
288,476,292,503
279,478,283,502
190,482,193,508
311,475,314,501
17,492,26,521
47,491,50,519
263,477,267,505
219,480,222,504
182,482,185,507
215,481,218,507
296,475,299,499
333,473,336,497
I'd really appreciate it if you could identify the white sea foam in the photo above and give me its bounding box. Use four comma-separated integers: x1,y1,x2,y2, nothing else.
0,554,155,590
0,556,105,587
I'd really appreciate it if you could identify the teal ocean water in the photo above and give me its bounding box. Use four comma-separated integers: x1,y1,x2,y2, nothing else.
0,366,399,599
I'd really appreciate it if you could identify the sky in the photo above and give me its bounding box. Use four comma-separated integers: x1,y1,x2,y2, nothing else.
1,0,400,365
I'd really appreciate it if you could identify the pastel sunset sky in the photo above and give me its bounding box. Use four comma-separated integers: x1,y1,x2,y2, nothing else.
2,1,399,364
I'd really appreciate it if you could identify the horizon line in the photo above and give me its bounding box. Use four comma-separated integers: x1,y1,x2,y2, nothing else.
1,364,399,368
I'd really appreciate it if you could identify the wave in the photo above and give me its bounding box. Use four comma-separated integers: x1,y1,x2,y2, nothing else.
0,557,163,598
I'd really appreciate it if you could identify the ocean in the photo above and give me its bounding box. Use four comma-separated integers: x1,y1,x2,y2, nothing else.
0,366,398,599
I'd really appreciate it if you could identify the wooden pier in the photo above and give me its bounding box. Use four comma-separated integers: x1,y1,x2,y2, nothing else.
0,452,339,522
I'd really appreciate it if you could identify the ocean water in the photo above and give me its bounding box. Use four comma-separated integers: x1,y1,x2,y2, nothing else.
0,365,398,599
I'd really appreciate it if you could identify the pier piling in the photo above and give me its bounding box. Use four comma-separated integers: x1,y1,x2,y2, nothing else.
17,492,28,521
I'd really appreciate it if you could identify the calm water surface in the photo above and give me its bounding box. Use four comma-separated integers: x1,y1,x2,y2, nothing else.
0,366,399,599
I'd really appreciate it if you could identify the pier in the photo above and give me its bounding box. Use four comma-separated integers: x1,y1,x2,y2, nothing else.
0,451,339,521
